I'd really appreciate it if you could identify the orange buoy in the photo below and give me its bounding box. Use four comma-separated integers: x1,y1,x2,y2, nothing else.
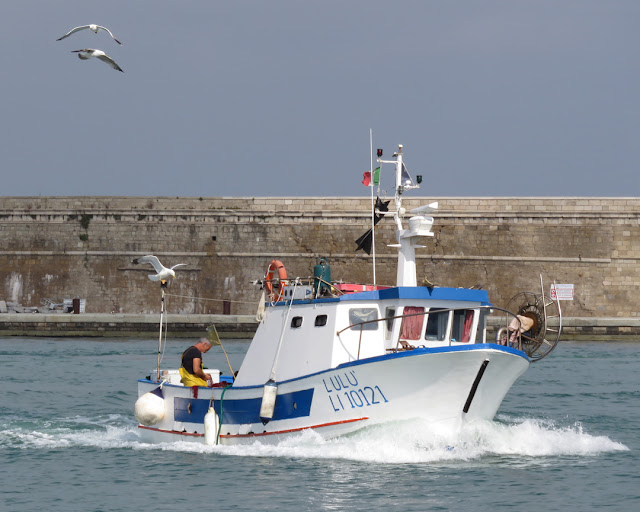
264,260,287,302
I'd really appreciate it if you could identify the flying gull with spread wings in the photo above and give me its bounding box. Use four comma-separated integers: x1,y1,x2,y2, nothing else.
57,24,122,45
71,49,123,72
132,255,187,283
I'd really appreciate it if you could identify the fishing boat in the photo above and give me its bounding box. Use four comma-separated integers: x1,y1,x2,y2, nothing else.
134,144,562,445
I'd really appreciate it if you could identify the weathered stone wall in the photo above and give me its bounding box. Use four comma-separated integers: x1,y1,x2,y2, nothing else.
1,196,639,318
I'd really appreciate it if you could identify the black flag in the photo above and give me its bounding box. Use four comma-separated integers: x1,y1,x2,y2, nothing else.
355,228,374,254
355,197,390,255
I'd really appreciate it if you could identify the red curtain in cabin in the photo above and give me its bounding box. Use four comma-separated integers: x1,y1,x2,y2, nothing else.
400,307,425,340
461,310,474,343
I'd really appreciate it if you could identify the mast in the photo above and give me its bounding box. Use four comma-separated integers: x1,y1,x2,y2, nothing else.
378,144,437,287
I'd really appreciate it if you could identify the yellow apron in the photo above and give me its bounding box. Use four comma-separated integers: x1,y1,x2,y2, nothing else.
179,367,208,387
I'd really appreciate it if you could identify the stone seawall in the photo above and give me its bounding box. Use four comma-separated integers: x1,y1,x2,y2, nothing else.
1,314,639,341
0,313,257,338
1,196,639,325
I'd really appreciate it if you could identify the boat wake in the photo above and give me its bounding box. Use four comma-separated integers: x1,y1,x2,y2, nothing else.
216,415,629,464
1,414,628,464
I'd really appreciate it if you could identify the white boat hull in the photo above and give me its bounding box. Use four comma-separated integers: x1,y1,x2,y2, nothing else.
133,143,561,448
137,344,528,445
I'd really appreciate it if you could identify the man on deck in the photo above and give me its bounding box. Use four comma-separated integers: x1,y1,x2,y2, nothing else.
179,338,213,387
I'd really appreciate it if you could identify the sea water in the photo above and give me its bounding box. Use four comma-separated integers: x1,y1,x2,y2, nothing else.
0,338,637,512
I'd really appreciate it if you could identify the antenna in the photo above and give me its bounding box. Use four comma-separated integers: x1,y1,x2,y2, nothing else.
369,129,376,287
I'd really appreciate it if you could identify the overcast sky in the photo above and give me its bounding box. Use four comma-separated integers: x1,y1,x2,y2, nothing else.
1,1,638,198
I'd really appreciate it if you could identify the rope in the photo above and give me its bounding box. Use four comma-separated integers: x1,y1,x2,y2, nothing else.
269,279,299,381
216,384,230,445
165,293,256,305
339,253,363,282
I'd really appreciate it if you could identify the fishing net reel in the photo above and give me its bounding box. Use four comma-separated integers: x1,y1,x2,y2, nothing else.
501,281,562,362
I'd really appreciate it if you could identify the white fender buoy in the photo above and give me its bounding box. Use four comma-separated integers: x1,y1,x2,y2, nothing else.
134,387,165,426
204,406,220,445
259,380,278,425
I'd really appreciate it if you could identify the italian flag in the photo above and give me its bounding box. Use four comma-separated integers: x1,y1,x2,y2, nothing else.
362,167,380,186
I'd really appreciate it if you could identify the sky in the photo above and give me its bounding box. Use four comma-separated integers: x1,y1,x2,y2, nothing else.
1,1,639,198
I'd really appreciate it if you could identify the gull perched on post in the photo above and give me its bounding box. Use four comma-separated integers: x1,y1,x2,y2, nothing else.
132,255,187,284
57,24,122,45
71,49,123,72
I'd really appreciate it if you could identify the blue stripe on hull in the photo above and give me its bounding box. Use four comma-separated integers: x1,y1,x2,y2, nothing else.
336,343,528,370
174,388,314,424
174,396,211,424
222,343,528,390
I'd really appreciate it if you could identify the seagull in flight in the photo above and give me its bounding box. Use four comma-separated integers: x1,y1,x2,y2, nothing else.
71,49,124,72
57,24,122,45
132,255,187,283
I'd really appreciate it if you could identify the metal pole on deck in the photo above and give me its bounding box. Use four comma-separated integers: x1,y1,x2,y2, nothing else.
370,129,376,286
156,285,165,381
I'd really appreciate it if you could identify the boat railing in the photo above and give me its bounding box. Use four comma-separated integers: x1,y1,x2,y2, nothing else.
336,305,526,360
263,275,394,300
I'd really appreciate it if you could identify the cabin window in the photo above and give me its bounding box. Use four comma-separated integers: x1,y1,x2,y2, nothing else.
452,310,475,343
425,308,448,341
399,306,425,340
349,308,379,330
291,316,303,328
315,314,328,327
475,309,487,343
384,308,396,340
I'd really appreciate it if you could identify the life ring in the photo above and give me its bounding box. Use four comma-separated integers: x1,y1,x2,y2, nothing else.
264,260,287,302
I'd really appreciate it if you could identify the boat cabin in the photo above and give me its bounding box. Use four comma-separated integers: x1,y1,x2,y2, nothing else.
232,285,491,387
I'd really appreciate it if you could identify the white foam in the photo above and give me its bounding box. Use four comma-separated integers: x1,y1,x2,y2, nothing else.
1,415,628,463
209,417,629,463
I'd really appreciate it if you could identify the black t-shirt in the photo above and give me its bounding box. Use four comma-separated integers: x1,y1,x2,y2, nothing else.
181,346,202,375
